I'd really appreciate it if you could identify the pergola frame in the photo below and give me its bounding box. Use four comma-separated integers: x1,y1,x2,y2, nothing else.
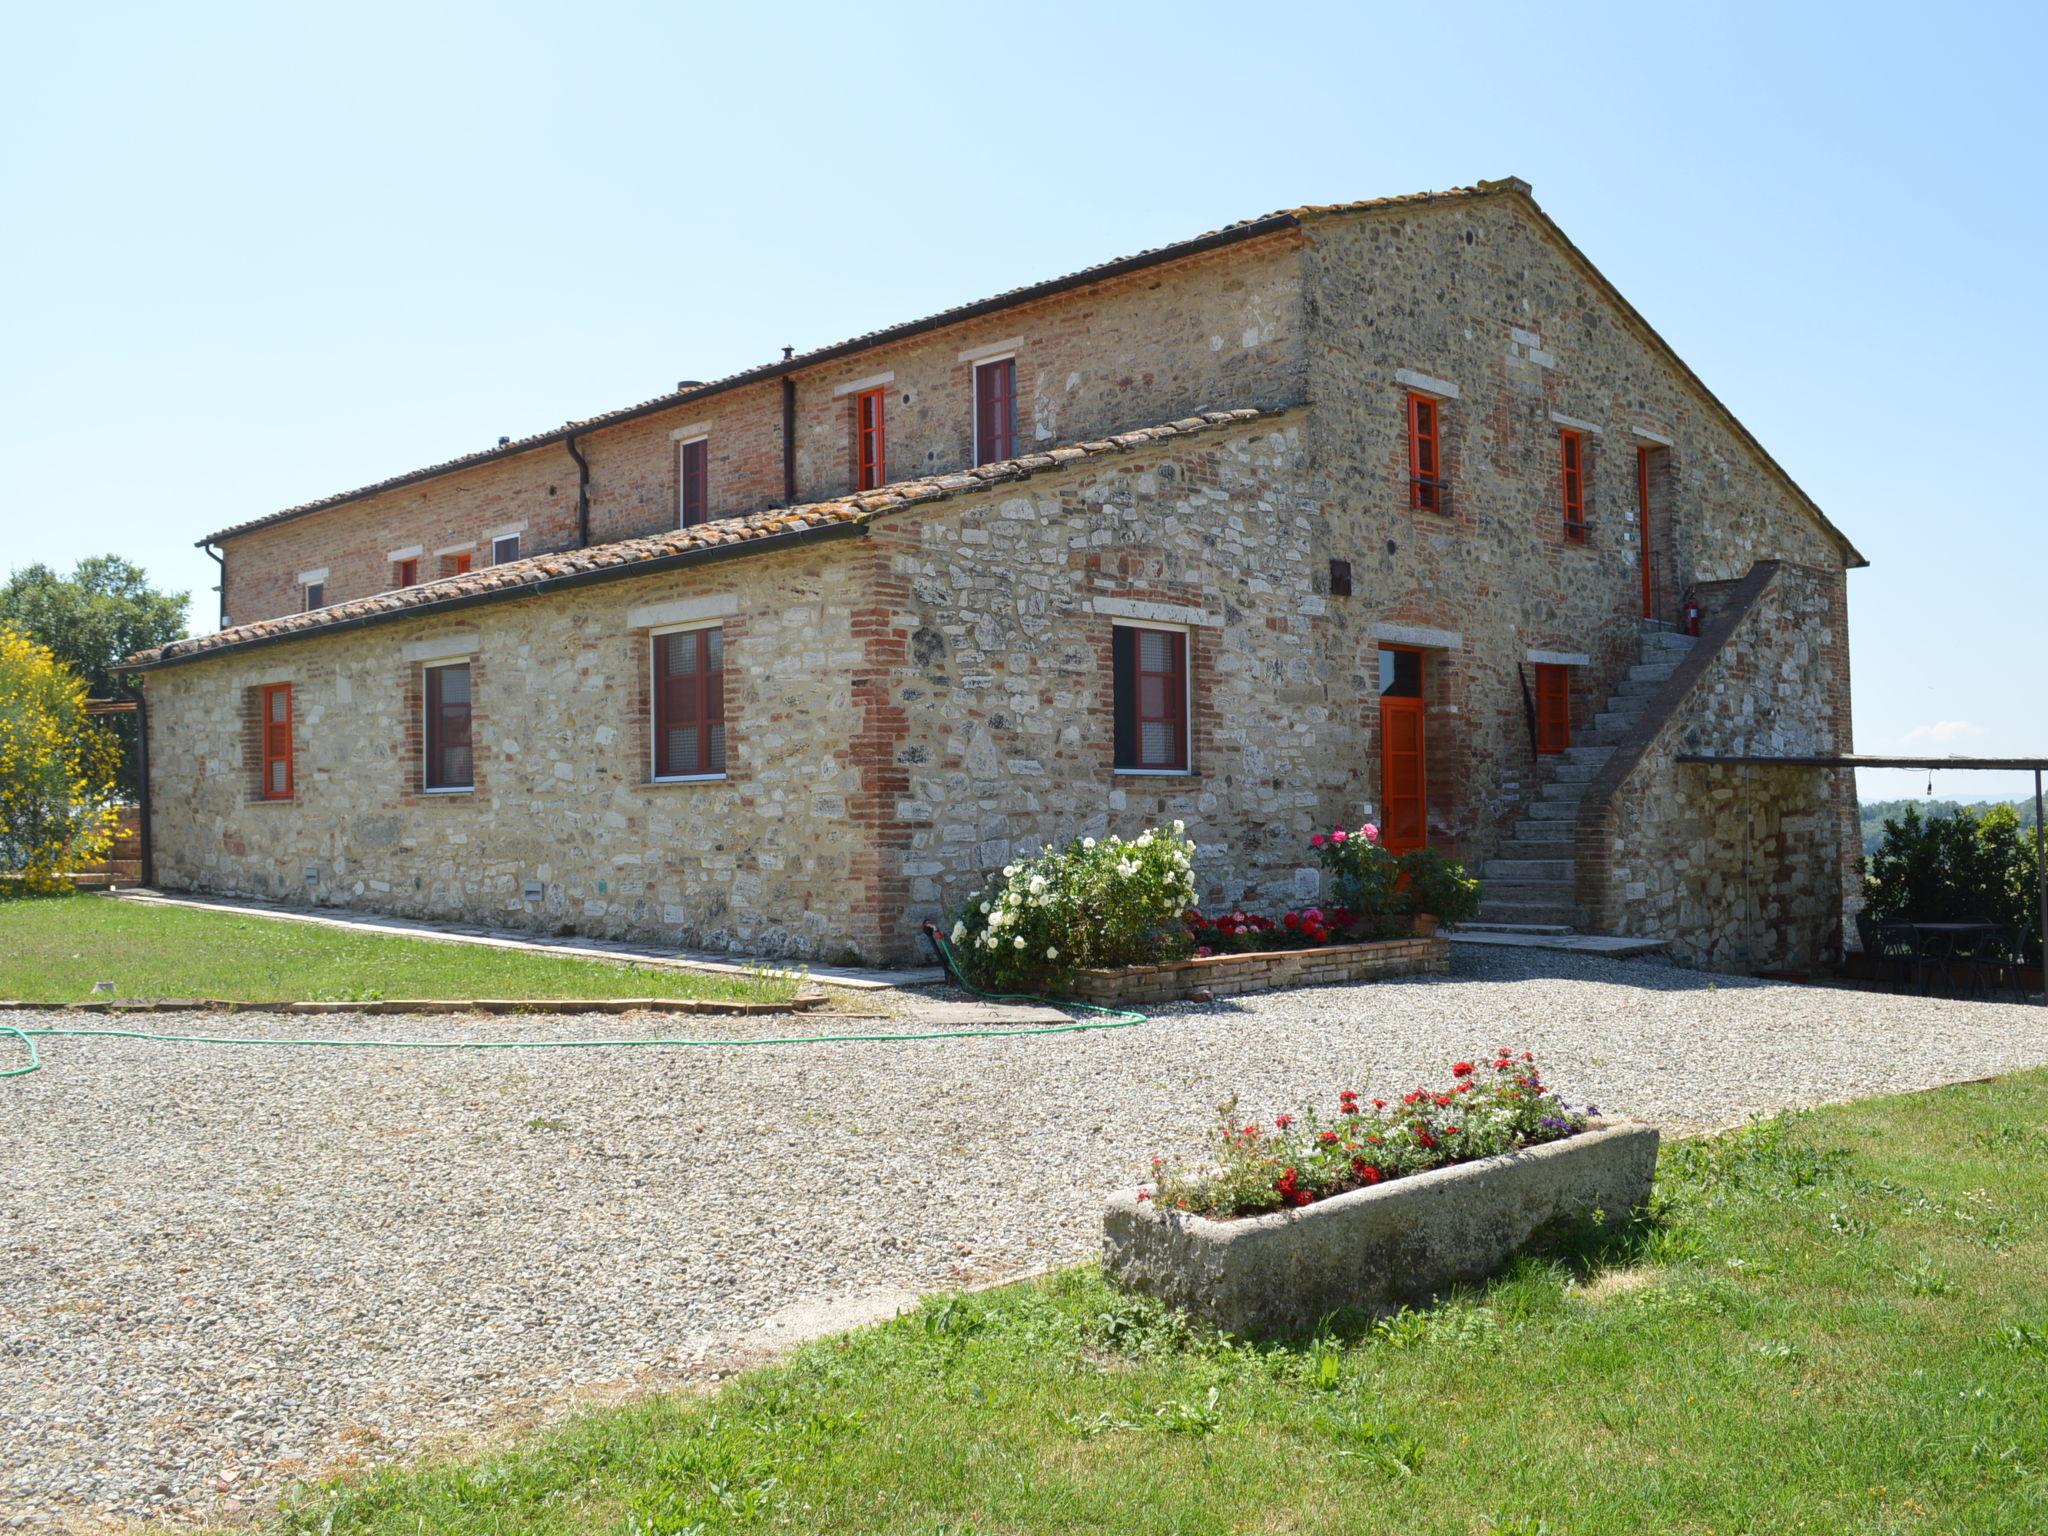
1675,754,2046,1004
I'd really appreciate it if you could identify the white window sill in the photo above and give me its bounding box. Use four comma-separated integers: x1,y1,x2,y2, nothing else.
1114,768,1192,778
642,773,728,787
421,785,474,795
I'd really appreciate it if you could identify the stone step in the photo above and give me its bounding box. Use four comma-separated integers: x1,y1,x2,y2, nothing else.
1448,930,1671,957
1508,823,1577,847
1628,661,1680,684
1476,899,1579,925
1647,631,1698,652
1563,744,1615,765
1483,857,1573,882
1480,874,1575,897
1610,677,1665,703
1539,780,1587,802
1459,921,1577,936
1547,757,1604,783
1592,710,1642,733
1523,798,1582,821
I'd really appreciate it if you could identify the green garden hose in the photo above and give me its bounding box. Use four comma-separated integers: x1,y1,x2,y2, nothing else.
0,934,1145,1081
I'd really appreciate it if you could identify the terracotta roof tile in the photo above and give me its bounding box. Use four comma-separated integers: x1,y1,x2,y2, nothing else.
198,182,1511,544
134,407,1287,670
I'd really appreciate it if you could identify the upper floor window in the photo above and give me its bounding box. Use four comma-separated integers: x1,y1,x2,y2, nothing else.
394,556,420,588
680,437,709,526
1111,623,1189,774
854,387,887,490
492,533,521,565
260,683,293,799
974,357,1016,465
423,660,473,792
303,581,324,611
652,625,726,780
1407,392,1443,512
450,551,473,576
1560,429,1587,541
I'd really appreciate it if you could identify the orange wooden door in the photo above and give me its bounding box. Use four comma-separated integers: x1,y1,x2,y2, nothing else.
1637,446,1654,619
1379,700,1427,856
1535,663,1571,754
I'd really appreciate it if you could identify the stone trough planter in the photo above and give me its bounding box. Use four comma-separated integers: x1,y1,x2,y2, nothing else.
1067,934,1449,1006
1102,1119,1659,1336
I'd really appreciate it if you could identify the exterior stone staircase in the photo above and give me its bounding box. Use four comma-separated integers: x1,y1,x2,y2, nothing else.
1462,627,1697,946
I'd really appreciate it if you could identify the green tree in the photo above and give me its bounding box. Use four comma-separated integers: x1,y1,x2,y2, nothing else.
0,557,187,796
1864,803,2042,965
0,624,122,889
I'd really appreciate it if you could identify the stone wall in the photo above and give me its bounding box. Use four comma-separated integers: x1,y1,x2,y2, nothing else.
862,415,1353,954
1577,560,1853,971
217,235,1307,626
1295,195,1854,869
148,541,886,961
149,415,1344,965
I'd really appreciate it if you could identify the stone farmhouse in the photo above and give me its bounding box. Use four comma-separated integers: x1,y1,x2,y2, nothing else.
127,177,1866,971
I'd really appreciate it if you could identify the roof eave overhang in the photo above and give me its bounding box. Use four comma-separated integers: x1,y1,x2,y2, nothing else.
134,520,869,673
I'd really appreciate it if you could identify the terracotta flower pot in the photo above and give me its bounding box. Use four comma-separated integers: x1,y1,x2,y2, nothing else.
1411,912,1441,937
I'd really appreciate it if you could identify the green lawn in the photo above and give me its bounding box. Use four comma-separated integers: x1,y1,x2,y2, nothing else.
268,1072,2048,1536
0,893,805,1004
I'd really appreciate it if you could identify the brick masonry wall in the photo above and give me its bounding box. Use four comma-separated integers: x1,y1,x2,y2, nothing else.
1069,936,1450,1006
1296,197,1854,871
1577,560,1853,971
216,235,1308,626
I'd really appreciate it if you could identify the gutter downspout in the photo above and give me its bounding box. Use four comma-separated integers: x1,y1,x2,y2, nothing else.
199,541,226,629
781,376,798,504
566,433,591,547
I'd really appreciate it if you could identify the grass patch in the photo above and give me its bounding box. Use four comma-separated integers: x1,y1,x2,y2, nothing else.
266,1071,2048,1534
0,893,805,1004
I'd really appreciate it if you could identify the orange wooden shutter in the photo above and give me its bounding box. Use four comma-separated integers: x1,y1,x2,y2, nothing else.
260,683,292,799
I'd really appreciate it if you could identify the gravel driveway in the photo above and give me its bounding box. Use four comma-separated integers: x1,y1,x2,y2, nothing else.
7,948,2048,1530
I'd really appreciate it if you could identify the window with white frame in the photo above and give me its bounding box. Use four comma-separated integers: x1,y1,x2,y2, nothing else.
1111,622,1189,773
491,532,521,565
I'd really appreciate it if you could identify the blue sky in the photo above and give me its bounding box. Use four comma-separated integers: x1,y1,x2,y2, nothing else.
3,1,2042,803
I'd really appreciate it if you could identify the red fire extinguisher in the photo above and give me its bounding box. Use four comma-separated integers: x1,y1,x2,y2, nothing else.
1680,586,1703,637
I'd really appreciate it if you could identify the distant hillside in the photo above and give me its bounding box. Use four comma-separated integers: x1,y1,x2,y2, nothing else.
1860,797,2041,856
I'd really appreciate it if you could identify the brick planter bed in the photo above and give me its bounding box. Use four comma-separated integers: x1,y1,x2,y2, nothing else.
1104,1119,1659,1336
1067,935,1449,1006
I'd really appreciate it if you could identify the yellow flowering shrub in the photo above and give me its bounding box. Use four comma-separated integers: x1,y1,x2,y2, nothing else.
0,624,120,890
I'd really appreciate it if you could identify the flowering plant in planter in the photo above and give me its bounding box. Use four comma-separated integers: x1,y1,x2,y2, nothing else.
950,822,1199,992
1141,1050,1590,1219
1309,821,1404,930
1183,905,1357,955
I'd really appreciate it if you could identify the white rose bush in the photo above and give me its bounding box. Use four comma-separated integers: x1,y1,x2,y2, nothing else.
949,822,1199,992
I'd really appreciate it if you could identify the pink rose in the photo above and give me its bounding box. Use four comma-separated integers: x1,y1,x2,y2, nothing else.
1361,823,1379,842
1195,945,1213,958
1309,833,1326,847
1332,829,1348,844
